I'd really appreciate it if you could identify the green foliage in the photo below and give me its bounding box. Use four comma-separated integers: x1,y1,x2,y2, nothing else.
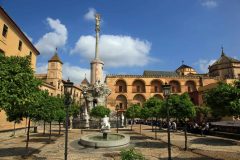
90,105,110,118
196,105,211,122
0,55,41,122
143,97,163,118
69,102,80,117
165,93,196,120
204,81,240,118
120,148,146,160
140,107,151,120
125,104,141,119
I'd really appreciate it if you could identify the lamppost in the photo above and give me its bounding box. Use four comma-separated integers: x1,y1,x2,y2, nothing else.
64,79,74,160
115,104,120,133
162,82,171,160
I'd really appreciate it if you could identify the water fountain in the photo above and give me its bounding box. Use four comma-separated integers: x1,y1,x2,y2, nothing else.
80,115,130,148
79,13,130,148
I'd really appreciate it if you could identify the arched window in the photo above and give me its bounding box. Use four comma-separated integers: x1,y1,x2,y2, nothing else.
115,79,127,93
132,80,145,93
185,80,197,92
169,80,181,93
150,80,163,93
153,94,163,100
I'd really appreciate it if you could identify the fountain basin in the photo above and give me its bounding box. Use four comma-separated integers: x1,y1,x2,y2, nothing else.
80,133,130,148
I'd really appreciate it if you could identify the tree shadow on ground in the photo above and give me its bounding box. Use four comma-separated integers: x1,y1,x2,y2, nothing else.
130,135,149,140
0,147,40,157
134,141,167,148
30,133,62,138
123,132,139,135
103,152,120,159
118,128,132,132
22,138,57,143
172,157,216,160
190,137,236,146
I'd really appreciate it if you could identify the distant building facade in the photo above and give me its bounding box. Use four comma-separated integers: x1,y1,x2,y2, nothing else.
36,51,82,103
105,49,240,112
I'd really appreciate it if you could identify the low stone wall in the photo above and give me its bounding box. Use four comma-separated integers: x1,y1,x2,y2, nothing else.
0,127,34,140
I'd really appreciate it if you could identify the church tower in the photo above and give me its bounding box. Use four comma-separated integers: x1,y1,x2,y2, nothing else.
47,49,63,91
90,14,104,84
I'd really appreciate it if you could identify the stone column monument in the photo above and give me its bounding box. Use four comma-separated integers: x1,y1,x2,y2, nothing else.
80,14,111,128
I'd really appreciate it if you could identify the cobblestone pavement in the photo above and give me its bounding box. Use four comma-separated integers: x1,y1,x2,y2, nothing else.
0,124,239,160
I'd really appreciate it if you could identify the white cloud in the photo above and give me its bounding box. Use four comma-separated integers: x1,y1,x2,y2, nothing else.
62,63,91,84
36,63,48,74
84,8,96,21
201,0,218,8
71,35,152,67
23,32,33,42
196,59,216,73
35,18,68,55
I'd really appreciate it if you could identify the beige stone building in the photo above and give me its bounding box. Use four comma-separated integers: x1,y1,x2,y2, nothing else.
0,7,39,70
36,52,82,103
0,7,81,131
0,6,40,130
105,50,240,111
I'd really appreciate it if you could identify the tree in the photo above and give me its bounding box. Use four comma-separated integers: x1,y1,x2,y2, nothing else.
204,80,240,118
0,55,41,149
139,107,151,134
55,108,66,135
90,105,111,128
195,106,211,123
143,97,163,137
125,104,141,131
90,105,111,118
167,93,196,150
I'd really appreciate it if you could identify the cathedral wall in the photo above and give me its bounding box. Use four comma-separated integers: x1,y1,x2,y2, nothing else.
106,76,204,110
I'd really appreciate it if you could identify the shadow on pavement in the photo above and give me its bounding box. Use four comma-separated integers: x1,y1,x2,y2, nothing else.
0,147,40,157
130,135,149,140
30,133,62,137
190,137,236,146
134,141,167,148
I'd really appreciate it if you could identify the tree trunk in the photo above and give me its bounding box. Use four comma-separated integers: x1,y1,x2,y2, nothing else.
59,121,61,135
49,121,52,142
159,118,162,130
26,118,31,149
184,122,188,151
43,120,46,135
140,122,142,134
155,117,157,139
25,117,28,134
151,117,153,132
131,118,133,131
13,121,16,136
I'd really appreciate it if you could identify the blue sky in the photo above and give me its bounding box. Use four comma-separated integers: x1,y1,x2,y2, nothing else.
2,0,240,83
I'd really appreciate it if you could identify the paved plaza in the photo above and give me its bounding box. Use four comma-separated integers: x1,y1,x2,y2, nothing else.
0,124,240,160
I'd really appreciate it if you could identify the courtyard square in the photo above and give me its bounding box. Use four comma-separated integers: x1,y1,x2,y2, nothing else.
0,124,239,160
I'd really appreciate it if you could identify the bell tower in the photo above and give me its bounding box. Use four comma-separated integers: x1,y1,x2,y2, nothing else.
47,49,63,90
90,13,104,84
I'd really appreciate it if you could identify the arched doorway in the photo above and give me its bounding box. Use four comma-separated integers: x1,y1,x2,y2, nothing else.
133,94,146,106
116,95,128,110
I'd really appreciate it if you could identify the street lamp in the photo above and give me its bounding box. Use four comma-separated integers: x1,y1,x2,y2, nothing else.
162,82,171,160
64,79,74,160
115,104,120,133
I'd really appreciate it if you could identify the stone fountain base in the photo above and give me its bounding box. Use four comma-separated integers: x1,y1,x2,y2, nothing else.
80,133,130,148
